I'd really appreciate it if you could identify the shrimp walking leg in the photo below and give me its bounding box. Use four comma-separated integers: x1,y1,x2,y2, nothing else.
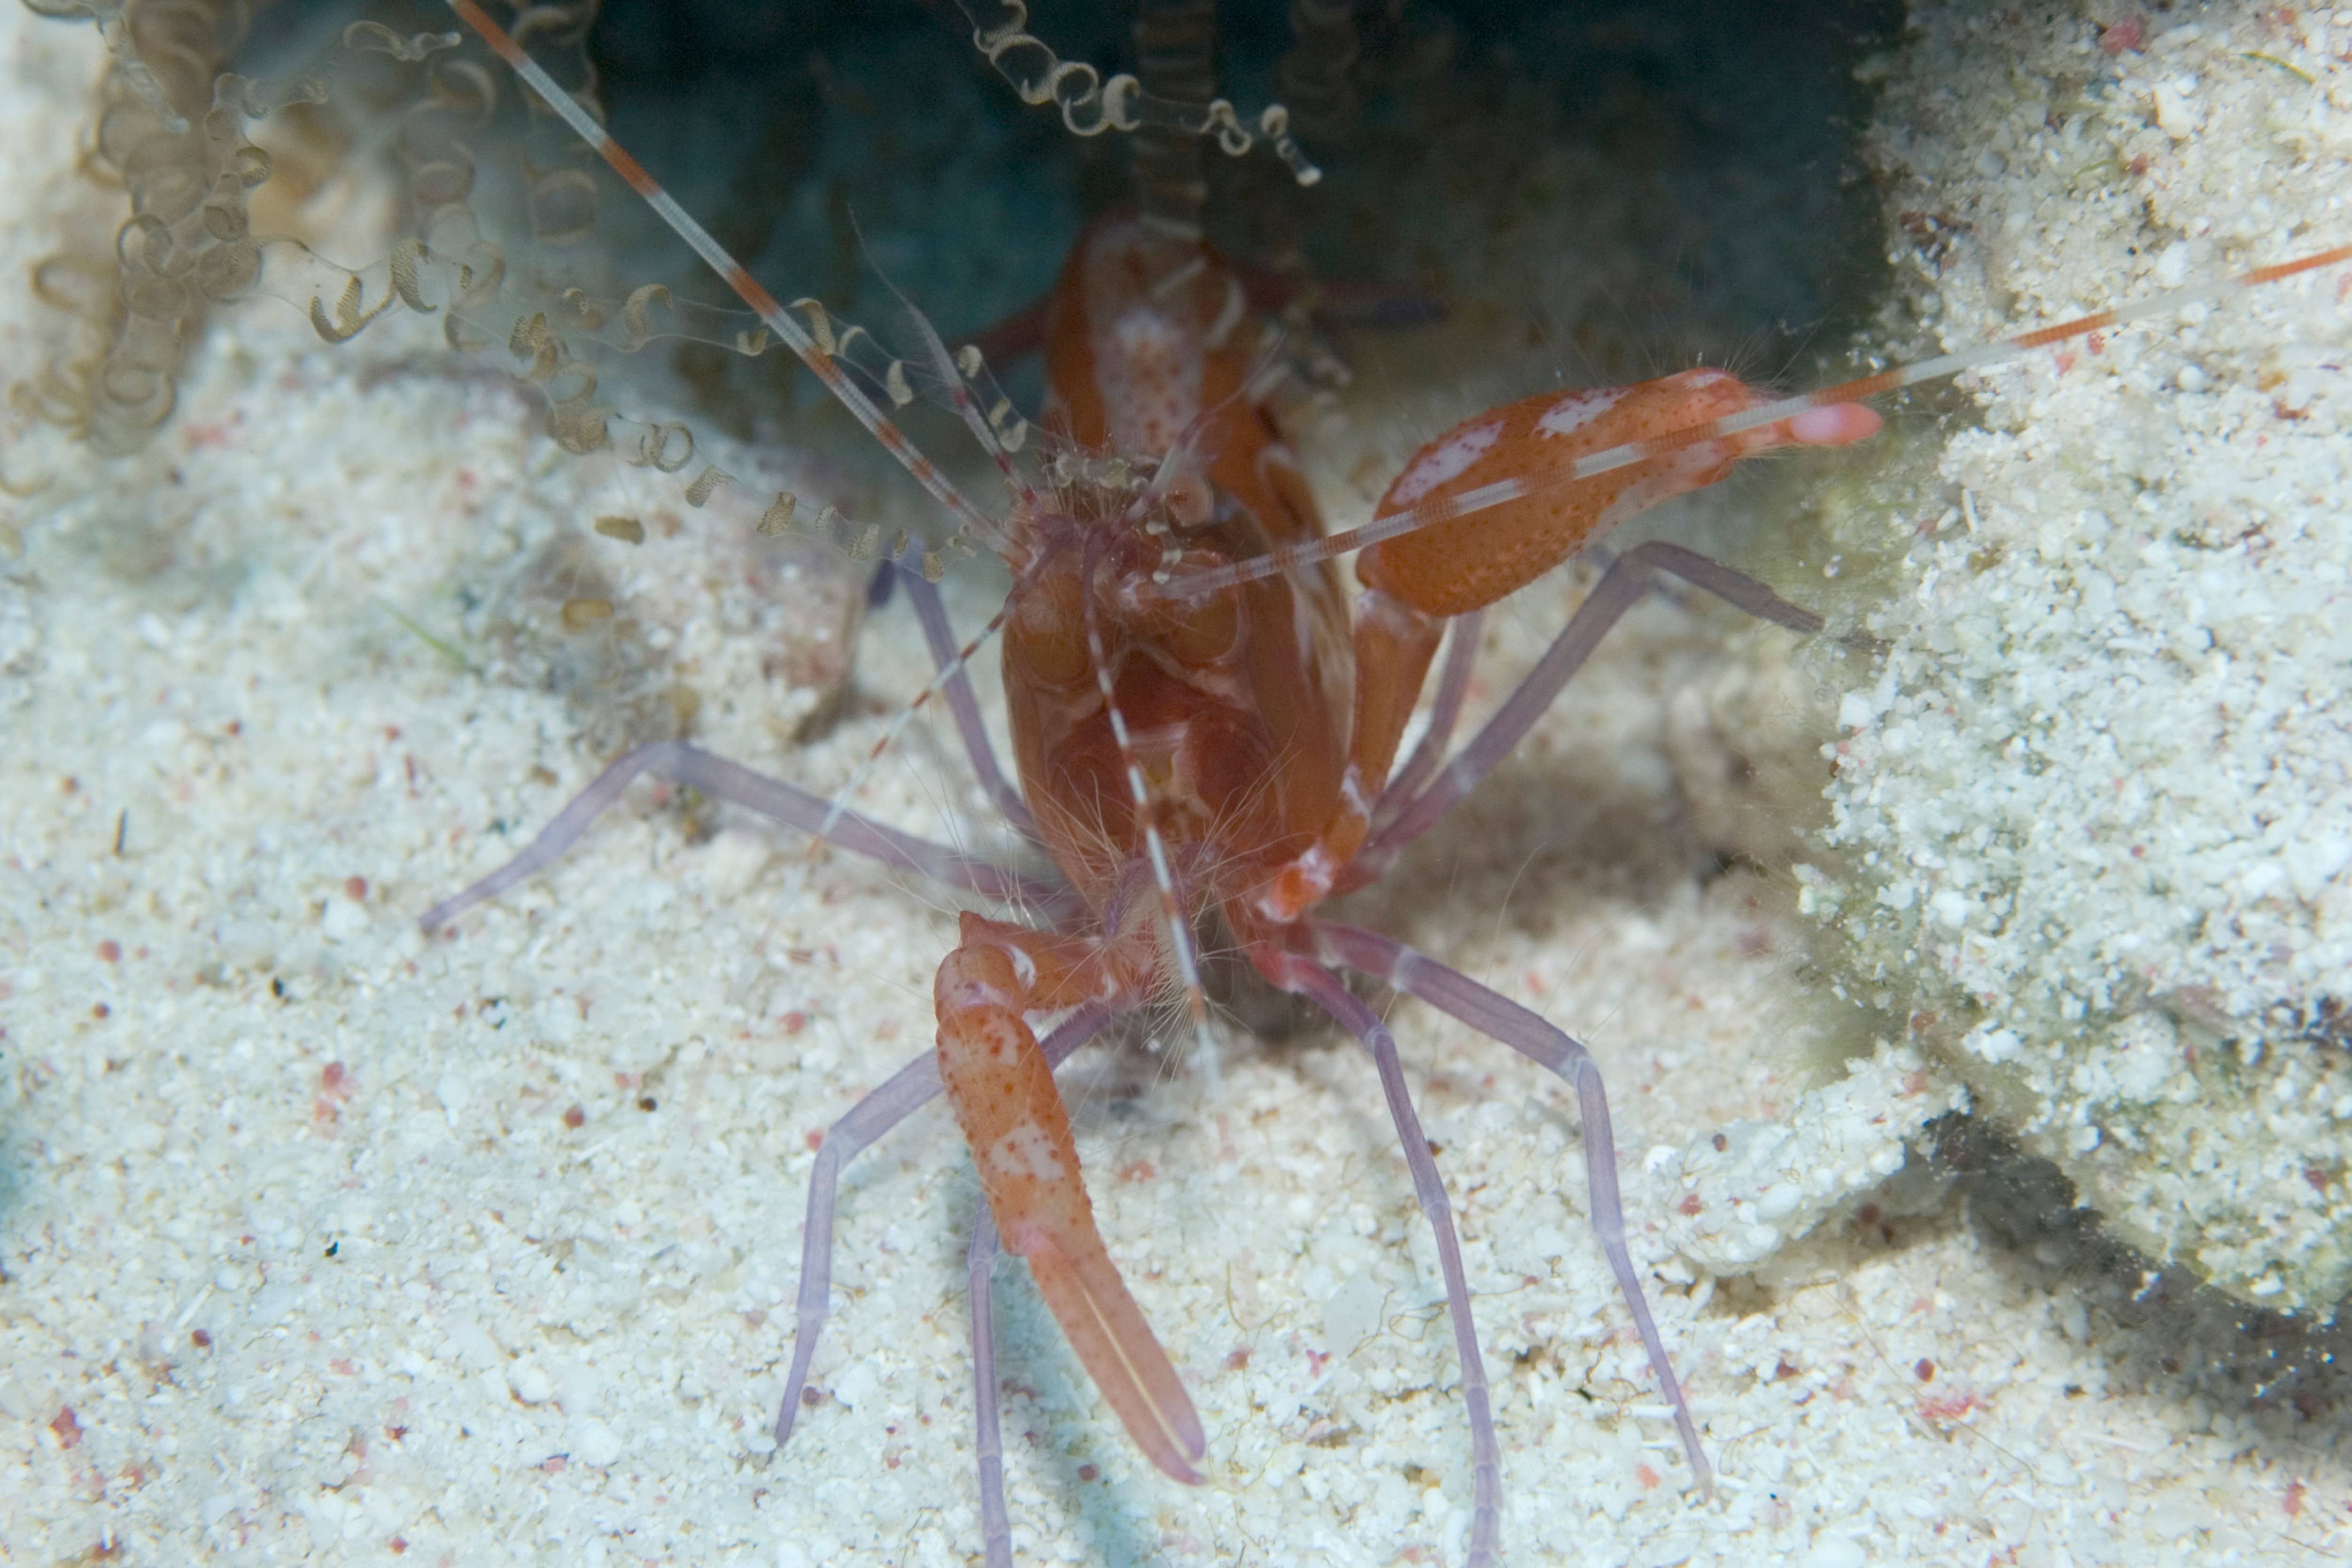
967,1211,1014,1568
1372,607,1483,830
773,1050,952,1447
1251,585,1443,921
888,546,1040,841
420,741,1051,932
1271,954,1505,1568
777,1003,1111,1450
1349,542,1821,884
1309,918,1712,1490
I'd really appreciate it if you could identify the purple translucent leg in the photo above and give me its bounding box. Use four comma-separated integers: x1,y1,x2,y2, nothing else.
1310,918,1712,1493
890,548,1040,843
1272,953,1503,1568
418,741,1060,932
966,1212,1013,1568
775,1003,1110,1553
777,1000,1109,1447
1372,607,1483,831
773,1047,952,1445
1358,541,1821,879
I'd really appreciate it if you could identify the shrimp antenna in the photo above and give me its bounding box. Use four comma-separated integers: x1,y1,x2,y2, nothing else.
845,208,1043,515
797,214,1050,854
442,0,1017,561
1170,241,2352,596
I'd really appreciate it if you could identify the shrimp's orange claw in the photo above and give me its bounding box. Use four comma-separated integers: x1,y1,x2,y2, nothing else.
934,919,1207,1486
1017,1231,1207,1484
1360,372,1886,621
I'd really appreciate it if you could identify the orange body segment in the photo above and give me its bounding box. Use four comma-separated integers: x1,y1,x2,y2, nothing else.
1040,216,1320,548
1007,216,1357,919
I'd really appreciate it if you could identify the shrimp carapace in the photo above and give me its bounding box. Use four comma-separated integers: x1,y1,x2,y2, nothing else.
1007,216,1350,914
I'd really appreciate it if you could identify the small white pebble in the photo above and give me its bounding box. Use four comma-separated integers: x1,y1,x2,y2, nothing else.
532,996,581,1047
507,1358,554,1405
2288,838,2351,904
1801,1537,1867,1568
1967,1025,2025,1065
573,1419,624,1467
2151,82,2203,138
2039,1446,2080,1488
2174,363,2209,394
1324,1275,1384,1358
321,897,368,943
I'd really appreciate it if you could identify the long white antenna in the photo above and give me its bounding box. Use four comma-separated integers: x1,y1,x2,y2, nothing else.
444,0,1014,558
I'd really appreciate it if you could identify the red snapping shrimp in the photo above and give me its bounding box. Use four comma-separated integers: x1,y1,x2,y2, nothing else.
422,3,2352,1563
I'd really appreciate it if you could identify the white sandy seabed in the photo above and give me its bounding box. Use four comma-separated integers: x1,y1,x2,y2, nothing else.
2,2,2348,1565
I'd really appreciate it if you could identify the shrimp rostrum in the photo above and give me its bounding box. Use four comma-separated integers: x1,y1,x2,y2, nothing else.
424,3,1892,1562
